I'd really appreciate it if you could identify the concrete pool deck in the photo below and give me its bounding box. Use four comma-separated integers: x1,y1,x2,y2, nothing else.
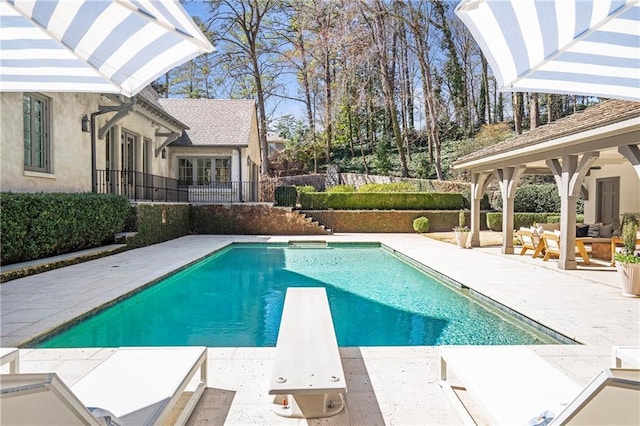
1,234,639,424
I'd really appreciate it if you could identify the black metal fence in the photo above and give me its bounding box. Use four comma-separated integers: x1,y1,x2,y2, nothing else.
95,170,259,203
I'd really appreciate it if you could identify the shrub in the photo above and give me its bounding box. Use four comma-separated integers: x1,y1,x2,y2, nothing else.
358,182,417,192
295,185,316,193
1,192,129,265
299,192,464,210
326,184,356,193
486,212,585,231
274,186,298,206
413,216,431,233
127,204,190,248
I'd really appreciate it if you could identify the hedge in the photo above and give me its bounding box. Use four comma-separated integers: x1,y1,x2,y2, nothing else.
299,192,464,210
491,183,584,214
127,203,191,248
1,192,129,265
486,212,586,231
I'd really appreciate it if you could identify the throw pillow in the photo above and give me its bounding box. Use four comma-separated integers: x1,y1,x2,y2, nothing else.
599,223,613,238
587,223,600,237
576,224,589,237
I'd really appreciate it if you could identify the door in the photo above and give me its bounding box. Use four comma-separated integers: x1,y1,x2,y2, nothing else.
121,130,138,198
104,128,117,194
596,177,620,225
143,138,152,199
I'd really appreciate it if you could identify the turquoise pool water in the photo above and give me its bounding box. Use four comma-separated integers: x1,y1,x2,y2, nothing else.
39,243,558,347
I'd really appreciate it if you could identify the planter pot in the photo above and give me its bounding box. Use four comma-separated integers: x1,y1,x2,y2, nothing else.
616,262,640,297
454,231,470,248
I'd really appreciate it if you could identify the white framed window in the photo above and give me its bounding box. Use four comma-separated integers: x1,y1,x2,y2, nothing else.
23,93,51,173
178,157,231,185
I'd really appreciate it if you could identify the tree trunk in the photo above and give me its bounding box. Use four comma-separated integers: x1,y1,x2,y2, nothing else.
530,92,539,129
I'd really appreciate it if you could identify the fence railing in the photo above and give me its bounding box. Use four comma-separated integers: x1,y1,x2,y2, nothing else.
95,170,259,203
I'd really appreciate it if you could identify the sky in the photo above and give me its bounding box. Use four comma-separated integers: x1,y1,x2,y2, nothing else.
183,1,305,124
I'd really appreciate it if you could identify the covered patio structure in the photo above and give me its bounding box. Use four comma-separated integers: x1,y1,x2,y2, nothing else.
453,99,640,270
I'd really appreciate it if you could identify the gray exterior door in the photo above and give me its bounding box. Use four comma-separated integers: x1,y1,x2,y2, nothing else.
596,177,620,225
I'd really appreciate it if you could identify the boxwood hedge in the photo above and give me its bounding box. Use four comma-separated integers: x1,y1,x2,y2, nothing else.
299,192,464,210
1,192,129,265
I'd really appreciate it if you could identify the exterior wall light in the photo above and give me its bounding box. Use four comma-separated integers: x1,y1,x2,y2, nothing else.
161,148,167,159
82,115,90,133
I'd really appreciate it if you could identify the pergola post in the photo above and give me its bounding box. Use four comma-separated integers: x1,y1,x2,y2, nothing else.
618,144,640,179
494,166,525,254
547,152,599,270
470,171,493,247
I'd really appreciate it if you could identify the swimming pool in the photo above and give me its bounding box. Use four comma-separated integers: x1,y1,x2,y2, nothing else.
39,243,560,347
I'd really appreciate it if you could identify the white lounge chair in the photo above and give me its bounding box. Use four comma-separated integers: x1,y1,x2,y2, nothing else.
613,346,640,368
1,347,208,425
440,346,640,425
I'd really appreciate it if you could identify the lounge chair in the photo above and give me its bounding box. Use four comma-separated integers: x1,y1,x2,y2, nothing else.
1,347,208,425
613,346,640,368
541,231,592,265
516,228,544,258
440,346,640,425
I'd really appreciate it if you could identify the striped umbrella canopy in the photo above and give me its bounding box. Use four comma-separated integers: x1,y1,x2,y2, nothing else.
455,0,640,101
0,0,213,97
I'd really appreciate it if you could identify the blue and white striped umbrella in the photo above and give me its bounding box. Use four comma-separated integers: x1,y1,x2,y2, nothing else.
456,0,640,101
0,0,213,97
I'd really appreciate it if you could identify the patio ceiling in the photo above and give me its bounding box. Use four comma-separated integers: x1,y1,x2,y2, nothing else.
453,99,640,173
0,0,213,97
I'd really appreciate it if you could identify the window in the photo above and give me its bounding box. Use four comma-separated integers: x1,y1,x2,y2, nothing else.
178,157,231,185
178,158,193,185
23,93,51,172
215,158,230,183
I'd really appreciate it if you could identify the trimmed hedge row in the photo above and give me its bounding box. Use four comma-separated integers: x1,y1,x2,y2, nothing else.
126,203,191,248
299,192,464,210
1,192,129,265
486,212,586,231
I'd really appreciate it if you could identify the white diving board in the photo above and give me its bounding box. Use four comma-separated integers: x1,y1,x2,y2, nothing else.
268,287,347,418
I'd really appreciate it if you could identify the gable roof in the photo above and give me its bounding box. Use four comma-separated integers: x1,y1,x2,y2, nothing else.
455,99,640,166
157,98,256,147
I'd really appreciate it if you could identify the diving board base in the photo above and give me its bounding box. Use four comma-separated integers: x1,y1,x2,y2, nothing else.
271,392,345,418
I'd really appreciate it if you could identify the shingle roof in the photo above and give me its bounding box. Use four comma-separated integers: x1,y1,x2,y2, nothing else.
157,98,256,147
456,99,640,164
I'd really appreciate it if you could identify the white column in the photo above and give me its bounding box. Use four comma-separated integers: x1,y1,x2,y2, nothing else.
494,166,525,254
231,150,240,182
470,171,493,247
547,152,599,270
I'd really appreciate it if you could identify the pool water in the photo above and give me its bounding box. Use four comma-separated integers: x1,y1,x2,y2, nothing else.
39,244,559,347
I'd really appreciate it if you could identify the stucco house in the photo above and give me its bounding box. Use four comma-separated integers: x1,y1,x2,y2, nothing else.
0,88,261,203
454,99,640,270
157,98,261,203
1,87,186,199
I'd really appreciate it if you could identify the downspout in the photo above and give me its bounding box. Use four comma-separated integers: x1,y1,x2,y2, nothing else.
90,96,137,192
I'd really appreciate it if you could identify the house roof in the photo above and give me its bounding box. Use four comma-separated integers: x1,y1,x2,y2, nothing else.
135,86,189,131
454,99,640,167
157,98,256,147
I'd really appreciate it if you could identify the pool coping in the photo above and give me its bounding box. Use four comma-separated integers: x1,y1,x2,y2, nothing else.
2,234,638,350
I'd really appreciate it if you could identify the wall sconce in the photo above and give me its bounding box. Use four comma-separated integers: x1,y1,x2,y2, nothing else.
161,148,167,159
81,115,90,133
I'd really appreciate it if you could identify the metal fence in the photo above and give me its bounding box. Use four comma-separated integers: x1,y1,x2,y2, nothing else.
95,170,259,203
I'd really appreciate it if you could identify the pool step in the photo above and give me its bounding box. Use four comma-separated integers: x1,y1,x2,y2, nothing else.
288,240,329,249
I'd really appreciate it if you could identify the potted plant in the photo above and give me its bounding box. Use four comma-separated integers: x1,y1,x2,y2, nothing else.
453,210,470,248
614,214,640,297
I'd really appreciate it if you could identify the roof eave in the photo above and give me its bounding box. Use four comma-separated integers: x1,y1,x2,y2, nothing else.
453,116,640,171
